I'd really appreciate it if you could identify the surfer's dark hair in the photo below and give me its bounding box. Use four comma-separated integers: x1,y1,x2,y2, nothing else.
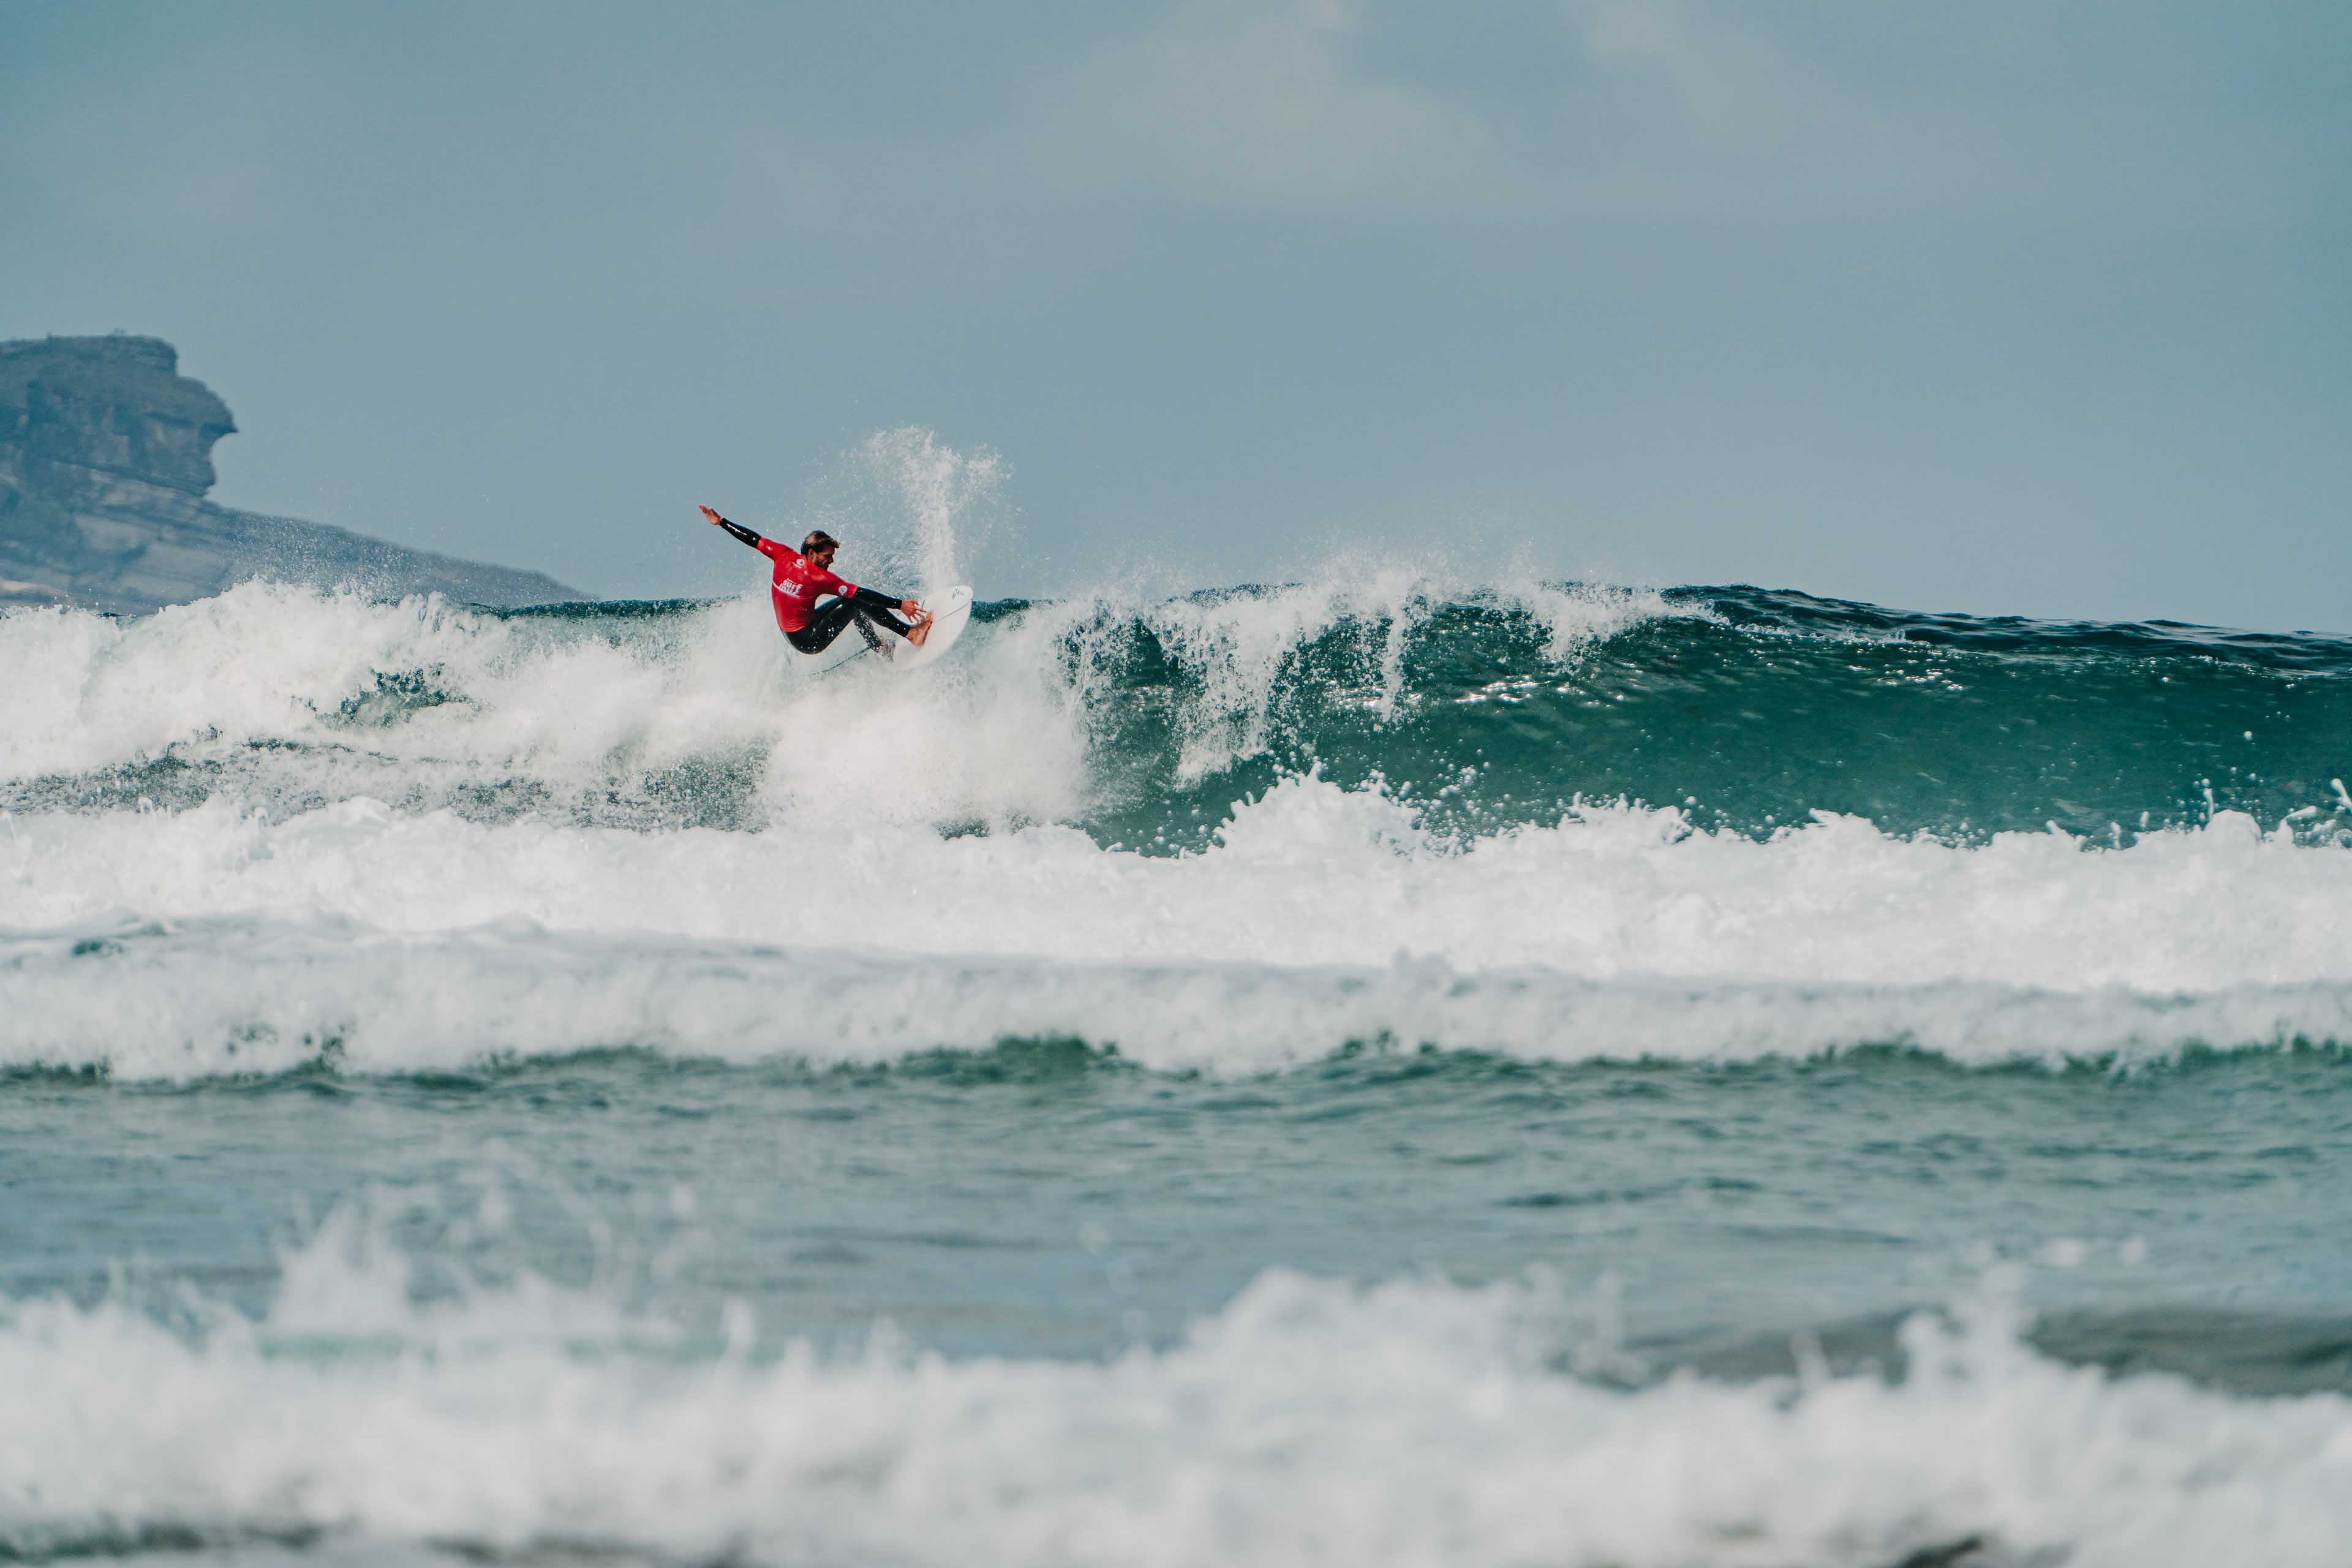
802,530,840,554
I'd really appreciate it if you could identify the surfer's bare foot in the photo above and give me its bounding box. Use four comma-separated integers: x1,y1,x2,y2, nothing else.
906,612,934,647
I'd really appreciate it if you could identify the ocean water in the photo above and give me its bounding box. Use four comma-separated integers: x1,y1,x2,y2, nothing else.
7,533,2352,1564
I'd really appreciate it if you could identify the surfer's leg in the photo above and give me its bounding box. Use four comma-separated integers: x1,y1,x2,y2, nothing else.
786,598,859,655
848,606,921,657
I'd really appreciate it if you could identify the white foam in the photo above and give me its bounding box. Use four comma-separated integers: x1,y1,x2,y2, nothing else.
7,575,2348,1079
4,774,2351,1077
6,778,2348,985
0,582,1101,829
0,557,1674,828
6,917,2352,1081
4,1243,2348,1567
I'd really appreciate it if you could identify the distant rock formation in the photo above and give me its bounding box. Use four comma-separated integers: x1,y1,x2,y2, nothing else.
0,335,582,613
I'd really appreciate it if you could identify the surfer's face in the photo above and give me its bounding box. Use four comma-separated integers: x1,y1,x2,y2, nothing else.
810,544,837,567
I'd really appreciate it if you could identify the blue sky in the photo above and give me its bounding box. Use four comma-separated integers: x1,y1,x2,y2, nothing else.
5,1,2347,628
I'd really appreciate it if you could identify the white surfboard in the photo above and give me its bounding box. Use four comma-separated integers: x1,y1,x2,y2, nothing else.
797,586,974,676
894,584,973,670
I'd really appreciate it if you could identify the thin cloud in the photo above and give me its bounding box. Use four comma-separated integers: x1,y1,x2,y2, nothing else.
1571,0,1881,159
979,0,1930,219
1010,0,1547,216
972,0,2300,222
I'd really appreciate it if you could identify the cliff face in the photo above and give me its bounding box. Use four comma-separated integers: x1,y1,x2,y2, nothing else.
0,336,582,613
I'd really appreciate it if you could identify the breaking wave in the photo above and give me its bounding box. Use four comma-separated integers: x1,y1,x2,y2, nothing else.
4,531,2351,1081
3,1208,2348,1568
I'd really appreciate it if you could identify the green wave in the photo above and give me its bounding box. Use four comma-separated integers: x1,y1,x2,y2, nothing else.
1038,584,2352,850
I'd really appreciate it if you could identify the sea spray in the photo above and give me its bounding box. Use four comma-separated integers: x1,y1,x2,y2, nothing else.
797,425,1008,600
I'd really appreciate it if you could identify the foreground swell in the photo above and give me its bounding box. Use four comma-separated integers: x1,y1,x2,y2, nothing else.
6,1235,2350,1568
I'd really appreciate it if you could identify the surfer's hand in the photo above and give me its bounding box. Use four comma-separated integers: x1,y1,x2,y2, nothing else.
698,505,724,527
901,599,924,620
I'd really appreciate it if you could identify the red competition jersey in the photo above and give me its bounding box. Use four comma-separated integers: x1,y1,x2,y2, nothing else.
758,538,861,634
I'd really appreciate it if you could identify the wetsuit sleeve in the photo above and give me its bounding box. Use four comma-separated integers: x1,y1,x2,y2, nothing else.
713,516,764,552
849,586,903,614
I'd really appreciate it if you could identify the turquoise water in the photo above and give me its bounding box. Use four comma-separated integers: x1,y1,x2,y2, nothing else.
5,573,2352,1566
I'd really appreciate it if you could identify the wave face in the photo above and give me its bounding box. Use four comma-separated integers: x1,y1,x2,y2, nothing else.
10,455,2352,1567
7,576,2350,848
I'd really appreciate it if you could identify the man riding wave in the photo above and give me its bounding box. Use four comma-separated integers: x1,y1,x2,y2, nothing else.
699,504,932,658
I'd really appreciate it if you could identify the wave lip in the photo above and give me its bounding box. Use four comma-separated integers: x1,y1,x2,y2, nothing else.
9,917,2352,1082
5,1256,2351,1568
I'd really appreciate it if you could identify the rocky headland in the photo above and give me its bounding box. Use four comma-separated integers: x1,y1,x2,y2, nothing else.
0,335,582,613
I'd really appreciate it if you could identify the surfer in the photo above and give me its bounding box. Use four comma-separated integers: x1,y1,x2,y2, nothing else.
699,505,932,658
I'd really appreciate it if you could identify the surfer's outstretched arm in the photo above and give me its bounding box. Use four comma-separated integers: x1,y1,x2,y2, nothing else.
846,584,914,625
699,504,763,551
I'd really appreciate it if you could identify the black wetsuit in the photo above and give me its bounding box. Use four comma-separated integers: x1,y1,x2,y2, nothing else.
790,592,912,657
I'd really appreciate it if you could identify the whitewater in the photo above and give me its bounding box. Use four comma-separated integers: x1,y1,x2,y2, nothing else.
9,456,2352,1567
